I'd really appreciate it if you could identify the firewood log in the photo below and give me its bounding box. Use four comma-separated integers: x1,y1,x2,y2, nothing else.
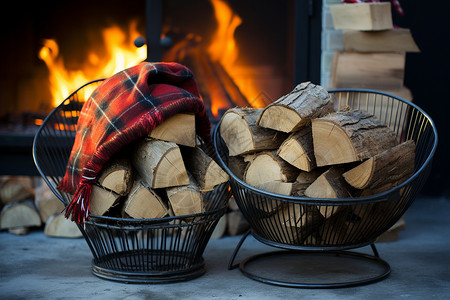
226,156,248,180
304,167,354,219
311,110,397,167
97,156,133,196
166,174,204,217
131,138,189,189
0,200,42,230
243,151,300,187
44,213,83,238
34,183,65,223
149,113,196,147
90,184,121,216
292,169,323,197
181,146,229,192
0,176,34,204
123,179,168,219
257,81,334,133
220,107,288,156
277,126,316,171
343,140,415,194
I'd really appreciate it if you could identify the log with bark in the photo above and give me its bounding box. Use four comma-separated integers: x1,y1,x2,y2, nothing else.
149,113,196,147
181,146,229,192
311,110,397,167
44,213,83,238
166,174,204,217
343,140,415,194
220,107,287,156
123,179,168,219
0,176,34,204
244,151,300,187
97,156,133,196
0,200,42,230
277,126,316,171
257,82,334,133
131,138,189,189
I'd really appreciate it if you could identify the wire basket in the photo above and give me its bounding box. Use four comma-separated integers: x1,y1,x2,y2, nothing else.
33,80,231,283
214,89,437,251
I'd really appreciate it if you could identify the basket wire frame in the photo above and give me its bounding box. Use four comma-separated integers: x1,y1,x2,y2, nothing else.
214,89,437,288
33,80,231,283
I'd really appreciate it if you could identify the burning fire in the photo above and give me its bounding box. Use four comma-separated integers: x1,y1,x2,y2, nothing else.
208,0,267,110
39,21,146,107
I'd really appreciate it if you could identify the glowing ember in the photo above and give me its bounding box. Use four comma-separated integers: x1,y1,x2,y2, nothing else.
39,21,146,107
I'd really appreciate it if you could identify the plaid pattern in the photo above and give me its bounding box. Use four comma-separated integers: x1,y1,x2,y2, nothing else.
58,62,211,223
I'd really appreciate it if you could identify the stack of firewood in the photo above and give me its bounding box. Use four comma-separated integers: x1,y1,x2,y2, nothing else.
219,82,415,244
0,176,81,237
89,113,229,220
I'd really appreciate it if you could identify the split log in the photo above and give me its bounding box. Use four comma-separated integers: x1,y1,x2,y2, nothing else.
181,146,229,192
311,110,397,166
220,107,288,156
166,175,204,216
226,156,248,180
343,140,415,194
244,151,300,187
149,113,196,147
0,200,42,230
34,183,65,223
304,167,354,219
90,185,121,216
277,126,316,171
0,176,34,204
292,169,323,197
227,210,249,236
44,213,83,238
132,138,189,188
123,180,168,219
257,82,334,133
98,156,133,196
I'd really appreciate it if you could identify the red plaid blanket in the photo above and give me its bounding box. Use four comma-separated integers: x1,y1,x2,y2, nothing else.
58,62,211,223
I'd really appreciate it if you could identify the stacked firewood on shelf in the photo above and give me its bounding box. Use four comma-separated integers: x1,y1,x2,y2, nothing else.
219,82,414,243
0,176,81,237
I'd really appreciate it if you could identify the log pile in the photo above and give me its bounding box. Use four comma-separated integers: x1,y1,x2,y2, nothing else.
88,113,229,220
219,82,415,244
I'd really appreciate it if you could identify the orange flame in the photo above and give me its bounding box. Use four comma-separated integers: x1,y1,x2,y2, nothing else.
208,0,266,109
39,21,146,107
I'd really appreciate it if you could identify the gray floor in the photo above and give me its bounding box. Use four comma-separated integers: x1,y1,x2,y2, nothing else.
1,195,450,300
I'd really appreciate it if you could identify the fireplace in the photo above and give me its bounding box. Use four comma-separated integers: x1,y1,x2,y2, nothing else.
0,0,322,175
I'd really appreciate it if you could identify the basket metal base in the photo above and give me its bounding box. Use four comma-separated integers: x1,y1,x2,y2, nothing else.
229,231,391,289
91,252,206,284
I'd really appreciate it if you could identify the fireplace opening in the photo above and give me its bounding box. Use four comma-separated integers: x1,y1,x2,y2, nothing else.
0,0,322,175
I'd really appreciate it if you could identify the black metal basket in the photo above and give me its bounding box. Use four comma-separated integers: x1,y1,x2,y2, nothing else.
33,80,231,283
214,89,437,288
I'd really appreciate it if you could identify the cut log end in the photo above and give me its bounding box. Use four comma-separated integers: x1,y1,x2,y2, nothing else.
258,106,304,133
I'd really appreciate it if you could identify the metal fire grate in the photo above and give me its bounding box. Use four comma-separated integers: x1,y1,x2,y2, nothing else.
33,80,231,283
214,89,438,288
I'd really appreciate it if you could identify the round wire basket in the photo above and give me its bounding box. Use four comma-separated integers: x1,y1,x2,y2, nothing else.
214,89,437,251
33,80,231,283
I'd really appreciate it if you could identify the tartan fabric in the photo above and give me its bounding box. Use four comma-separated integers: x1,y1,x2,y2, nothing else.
58,62,211,223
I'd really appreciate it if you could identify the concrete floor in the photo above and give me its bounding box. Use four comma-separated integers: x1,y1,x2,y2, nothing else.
1,195,449,300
